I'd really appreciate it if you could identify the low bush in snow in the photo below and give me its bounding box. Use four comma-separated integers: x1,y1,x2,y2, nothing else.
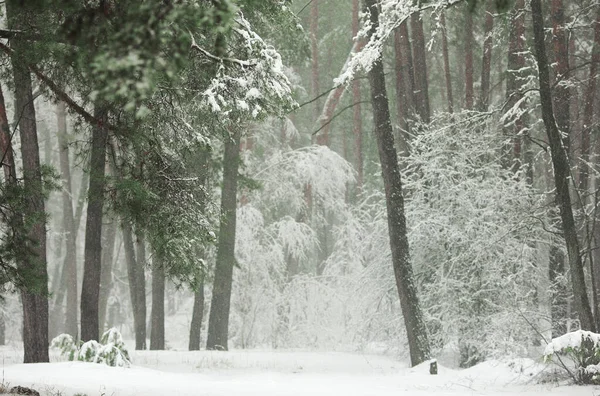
51,327,131,367
544,330,600,384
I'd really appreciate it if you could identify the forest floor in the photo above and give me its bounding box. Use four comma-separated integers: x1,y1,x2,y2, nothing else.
0,347,596,396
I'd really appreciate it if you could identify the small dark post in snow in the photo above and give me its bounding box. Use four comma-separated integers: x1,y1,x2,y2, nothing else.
429,359,438,375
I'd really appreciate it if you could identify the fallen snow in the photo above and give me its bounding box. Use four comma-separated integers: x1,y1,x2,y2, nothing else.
0,348,598,396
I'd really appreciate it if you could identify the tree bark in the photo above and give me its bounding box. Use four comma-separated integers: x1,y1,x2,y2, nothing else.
0,84,17,348
579,7,600,193
505,0,527,173
188,276,205,351
123,222,147,349
479,3,494,111
80,107,108,342
364,0,430,366
6,1,50,360
150,256,165,350
531,0,596,332
56,101,78,338
98,219,117,333
440,11,454,113
411,10,430,123
352,0,363,192
464,9,474,110
310,0,320,123
394,28,411,156
206,129,241,351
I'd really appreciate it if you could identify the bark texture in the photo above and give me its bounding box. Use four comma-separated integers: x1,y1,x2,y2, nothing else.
150,257,165,350
80,107,108,342
57,102,78,338
206,129,242,351
531,0,596,332
364,0,430,366
6,2,50,360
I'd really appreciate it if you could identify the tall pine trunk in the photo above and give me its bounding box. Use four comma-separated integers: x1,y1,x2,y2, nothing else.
440,11,454,113
57,101,78,338
531,0,596,332
0,84,14,346
6,1,50,360
206,129,241,351
411,10,430,123
98,219,117,333
479,3,494,111
150,257,165,350
81,107,108,342
123,222,147,349
364,0,429,366
189,276,205,351
464,9,474,110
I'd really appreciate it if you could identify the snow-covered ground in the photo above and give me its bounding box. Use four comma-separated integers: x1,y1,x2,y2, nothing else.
0,346,597,396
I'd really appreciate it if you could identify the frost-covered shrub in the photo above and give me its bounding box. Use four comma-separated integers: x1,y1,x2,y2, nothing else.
544,330,600,384
51,328,131,367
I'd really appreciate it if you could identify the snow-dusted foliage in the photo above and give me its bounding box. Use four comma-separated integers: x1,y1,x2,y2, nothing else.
51,328,131,367
200,12,295,121
544,330,600,384
336,0,458,85
401,112,551,363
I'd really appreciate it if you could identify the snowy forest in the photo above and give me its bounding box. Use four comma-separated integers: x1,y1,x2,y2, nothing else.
2,0,600,395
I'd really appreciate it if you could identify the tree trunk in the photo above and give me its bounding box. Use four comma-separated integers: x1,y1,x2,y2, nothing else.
364,0,430,366
352,0,363,192
310,0,320,123
123,222,147,349
440,11,454,113
56,101,78,338
188,276,205,351
531,0,596,332
579,7,600,193
479,3,494,111
0,84,14,348
98,219,117,333
394,28,411,156
206,129,241,351
505,0,527,171
411,10,430,123
150,256,165,350
80,107,108,342
548,0,571,334
464,9,474,110
6,2,50,360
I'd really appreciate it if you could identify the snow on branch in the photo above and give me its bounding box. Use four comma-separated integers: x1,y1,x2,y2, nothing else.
334,0,462,87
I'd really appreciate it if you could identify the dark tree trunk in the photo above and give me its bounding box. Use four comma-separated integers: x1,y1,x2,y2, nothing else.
80,107,108,342
56,101,78,338
310,0,320,123
579,7,600,193
549,0,571,334
505,0,527,172
206,129,241,351
352,0,363,191
411,11,430,123
394,28,411,156
440,11,454,113
98,219,117,333
6,2,50,360
364,0,429,366
0,84,16,348
188,276,205,351
123,222,147,349
531,0,596,332
479,3,494,111
150,257,165,350
464,9,474,110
